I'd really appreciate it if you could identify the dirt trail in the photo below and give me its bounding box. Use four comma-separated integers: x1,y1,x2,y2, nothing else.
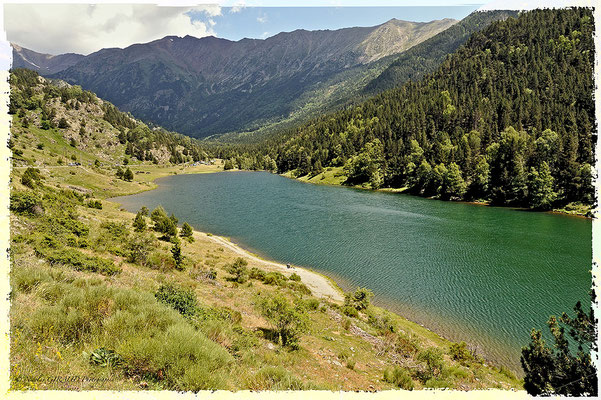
205,233,344,302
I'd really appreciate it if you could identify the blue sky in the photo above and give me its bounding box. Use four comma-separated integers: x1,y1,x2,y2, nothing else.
4,3,487,55
189,6,482,41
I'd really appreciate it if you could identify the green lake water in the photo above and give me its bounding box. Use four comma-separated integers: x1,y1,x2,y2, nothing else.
113,171,592,371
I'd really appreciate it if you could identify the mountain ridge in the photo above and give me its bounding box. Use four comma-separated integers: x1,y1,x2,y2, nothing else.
12,17,457,138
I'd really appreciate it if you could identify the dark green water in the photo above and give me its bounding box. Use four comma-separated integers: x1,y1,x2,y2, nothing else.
113,171,592,371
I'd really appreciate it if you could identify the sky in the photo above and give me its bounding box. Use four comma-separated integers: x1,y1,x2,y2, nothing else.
1,0,591,57
2,2,485,56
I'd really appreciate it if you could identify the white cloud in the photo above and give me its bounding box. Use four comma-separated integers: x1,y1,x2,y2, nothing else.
4,4,222,55
257,14,268,23
230,1,247,13
260,31,270,39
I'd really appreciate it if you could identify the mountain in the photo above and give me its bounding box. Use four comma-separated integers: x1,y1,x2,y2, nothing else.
12,18,456,139
247,8,595,212
363,10,519,95
11,44,85,75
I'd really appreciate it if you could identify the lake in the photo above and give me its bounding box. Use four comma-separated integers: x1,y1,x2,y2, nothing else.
112,171,592,371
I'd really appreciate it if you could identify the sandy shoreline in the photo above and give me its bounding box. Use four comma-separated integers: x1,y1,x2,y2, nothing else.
204,232,345,302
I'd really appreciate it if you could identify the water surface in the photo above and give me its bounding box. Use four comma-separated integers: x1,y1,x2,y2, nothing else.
113,171,592,370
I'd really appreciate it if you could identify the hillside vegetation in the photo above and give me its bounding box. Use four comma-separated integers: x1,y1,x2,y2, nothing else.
8,70,521,391
226,8,594,215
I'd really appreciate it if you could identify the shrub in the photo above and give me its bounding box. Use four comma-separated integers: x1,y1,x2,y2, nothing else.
11,264,51,293
289,273,301,282
344,287,373,311
155,284,198,317
151,206,177,239
171,239,184,270
87,200,102,209
383,366,414,390
249,267,266,281
342,305,359,318
127,232,157,266
449,341,473,363
417,347,445,381
89,348,123,368
21,167,43,188
10,191,42,215
100,221,128,238
132,212,146,232
256,293,308,347
146,251,175,271
226,257,249,283
367,310,396,334
36,247,120,275
118,323,233,390
180,222,194,241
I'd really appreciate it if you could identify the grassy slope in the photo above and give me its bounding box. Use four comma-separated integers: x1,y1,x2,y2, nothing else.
9,111,522,391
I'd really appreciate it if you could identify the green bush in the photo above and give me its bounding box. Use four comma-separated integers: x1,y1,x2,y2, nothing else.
289,273,301,282
119,323,233,390
417,347,445,381
226,257,249,283
10,191,42,215
342,305,359,318
146,251,175,271
344,287,373,311
383,366,414,390
249,267,266,280
449,341,473,363
127,232,157,266
87,200,102,209
155,284,198,318
100,221,129,238
42,248,120,275
255,293,308,348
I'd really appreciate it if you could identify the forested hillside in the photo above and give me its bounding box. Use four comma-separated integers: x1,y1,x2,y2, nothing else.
363,10,518,95
8,69,208,167
245,8,594,212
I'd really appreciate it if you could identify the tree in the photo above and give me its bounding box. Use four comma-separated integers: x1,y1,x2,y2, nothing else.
127,232,156,265
150,206,177,239
441,162,466,199
123,167,134,182
132,212,147,232
171,239,184,270
20,167,43,189
226,257,249,283
521,292,597,396
223,159,234,170
527,162,556,210
256,293,308,348
180,222,194,242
